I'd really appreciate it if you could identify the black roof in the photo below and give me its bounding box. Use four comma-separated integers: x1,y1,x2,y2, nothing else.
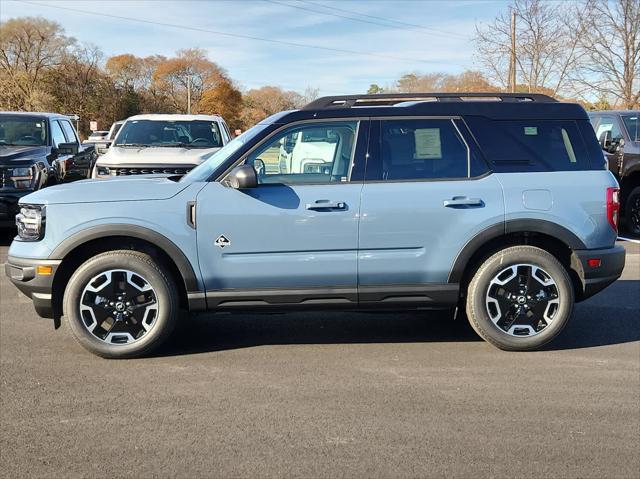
268,93,589,124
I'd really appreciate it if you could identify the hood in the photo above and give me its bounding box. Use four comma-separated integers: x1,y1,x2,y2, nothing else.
0,145,48,163
20,176,191,205
97,146,220,166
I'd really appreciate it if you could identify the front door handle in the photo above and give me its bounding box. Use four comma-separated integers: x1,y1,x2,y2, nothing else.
443,197,484,207
306,200,347,211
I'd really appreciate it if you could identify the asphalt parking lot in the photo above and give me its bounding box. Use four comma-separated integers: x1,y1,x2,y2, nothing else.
0,234,638,479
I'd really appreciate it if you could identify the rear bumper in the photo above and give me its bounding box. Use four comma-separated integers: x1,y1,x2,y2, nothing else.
4,255,61,319
574,245,625,301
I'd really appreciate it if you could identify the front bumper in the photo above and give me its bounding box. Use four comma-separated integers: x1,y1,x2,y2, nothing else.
4,255,61,318
574,245,626,301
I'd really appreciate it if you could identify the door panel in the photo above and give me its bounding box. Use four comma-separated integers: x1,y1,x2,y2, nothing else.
358,176,504,286
196,182,362,292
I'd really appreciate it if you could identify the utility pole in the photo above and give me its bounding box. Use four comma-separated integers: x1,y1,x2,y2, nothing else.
187,75,191,114
509,8,517,93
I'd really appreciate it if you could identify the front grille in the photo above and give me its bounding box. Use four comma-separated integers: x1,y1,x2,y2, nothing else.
110,167,193,176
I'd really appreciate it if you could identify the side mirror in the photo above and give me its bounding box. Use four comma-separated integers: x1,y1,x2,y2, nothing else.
228,164,258,189
56,142,79,155
599,130,612,151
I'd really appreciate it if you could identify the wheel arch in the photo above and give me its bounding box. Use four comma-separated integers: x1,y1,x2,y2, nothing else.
50,225,202,318
449,219,587,300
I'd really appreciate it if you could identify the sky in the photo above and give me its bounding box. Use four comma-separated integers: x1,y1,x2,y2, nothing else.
1,0,511,95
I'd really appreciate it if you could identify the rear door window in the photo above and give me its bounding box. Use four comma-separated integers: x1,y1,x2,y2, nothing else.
50,120,67,147
465,118,591,172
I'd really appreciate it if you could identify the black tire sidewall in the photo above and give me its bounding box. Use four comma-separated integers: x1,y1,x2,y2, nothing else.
63,251,178,358
467,246,574,351
625,186,640,237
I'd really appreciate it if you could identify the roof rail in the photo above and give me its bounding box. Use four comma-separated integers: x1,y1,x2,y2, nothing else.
303,92,557,110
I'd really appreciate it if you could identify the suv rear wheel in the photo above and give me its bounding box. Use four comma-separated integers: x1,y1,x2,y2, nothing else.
63,250,179,358
625,186,640,237
466,246,574,351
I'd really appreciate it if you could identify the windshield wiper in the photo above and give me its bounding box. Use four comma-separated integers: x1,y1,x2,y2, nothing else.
116,143,150,148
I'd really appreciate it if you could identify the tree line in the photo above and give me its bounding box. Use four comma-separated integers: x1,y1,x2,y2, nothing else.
0,17,314,137
1,0,638,138
370,0,639,110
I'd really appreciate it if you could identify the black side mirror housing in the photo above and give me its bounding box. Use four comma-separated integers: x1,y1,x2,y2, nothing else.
56,142,79,155
228,164,258,189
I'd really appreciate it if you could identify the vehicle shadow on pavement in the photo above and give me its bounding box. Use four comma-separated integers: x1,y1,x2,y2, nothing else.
158,309,482,357
158,279,639,356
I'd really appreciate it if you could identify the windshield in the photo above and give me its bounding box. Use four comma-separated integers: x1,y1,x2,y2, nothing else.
114,119,223,148
622,113,639,142
0,117,47,146
181,123,270,182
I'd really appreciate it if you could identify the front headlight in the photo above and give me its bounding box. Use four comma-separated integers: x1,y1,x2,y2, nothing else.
16,205,45,241
95,165,111,177
9,166,37,190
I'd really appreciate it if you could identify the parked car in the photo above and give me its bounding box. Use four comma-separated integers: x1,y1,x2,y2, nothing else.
83,130,109,145
93,120,124,156
0,111,97,227
588,110,640,236
92,114,232,178
5,93,625,358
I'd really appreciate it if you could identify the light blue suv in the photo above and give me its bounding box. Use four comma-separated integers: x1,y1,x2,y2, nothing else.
5,93,626,358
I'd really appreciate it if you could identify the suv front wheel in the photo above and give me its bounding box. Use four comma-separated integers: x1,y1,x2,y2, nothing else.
466,246,574,351
63,250,179,358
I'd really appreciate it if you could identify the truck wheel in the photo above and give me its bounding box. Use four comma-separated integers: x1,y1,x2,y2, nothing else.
625,186,640,237
466,246,573,351
63,250,179,358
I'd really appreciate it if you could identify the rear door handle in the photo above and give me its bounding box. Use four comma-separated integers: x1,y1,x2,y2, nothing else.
443,197,484,207
306,200,347,211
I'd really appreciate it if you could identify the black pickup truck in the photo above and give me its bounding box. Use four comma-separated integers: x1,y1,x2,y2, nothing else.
589,110,640,236
0,112,97,227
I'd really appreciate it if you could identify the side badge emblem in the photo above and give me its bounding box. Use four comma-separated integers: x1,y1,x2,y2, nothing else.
214,235,231,248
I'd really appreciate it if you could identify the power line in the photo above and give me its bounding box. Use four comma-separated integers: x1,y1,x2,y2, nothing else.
18,0,451,66
264,0,466,40
295,0,470,40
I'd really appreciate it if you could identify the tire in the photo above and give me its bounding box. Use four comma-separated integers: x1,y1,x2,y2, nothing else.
63,250,179,358
625,186,640,237
465,246,574,351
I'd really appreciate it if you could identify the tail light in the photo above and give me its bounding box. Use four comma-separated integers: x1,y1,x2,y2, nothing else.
606,187,620,232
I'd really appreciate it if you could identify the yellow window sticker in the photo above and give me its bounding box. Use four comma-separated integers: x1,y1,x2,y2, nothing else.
414,128,442,159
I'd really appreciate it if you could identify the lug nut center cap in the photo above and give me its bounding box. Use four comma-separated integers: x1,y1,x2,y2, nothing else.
517,296,527,304
115,302,126,312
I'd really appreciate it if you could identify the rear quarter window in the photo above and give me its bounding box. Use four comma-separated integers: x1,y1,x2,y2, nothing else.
465,117,593,172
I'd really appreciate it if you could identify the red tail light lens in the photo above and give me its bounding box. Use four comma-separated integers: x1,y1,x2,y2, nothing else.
606,187,620,232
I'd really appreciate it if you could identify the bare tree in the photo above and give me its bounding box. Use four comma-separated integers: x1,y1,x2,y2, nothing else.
0,17,73,110
575,0,640,109
474,0,582,96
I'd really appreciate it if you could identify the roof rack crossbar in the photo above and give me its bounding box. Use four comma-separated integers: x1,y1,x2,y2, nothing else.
303,92,557,110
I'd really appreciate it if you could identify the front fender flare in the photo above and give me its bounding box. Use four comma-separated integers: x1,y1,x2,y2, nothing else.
49,224,200,292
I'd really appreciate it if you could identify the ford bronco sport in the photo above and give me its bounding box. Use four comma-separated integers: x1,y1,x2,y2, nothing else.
92,114,231,178
5,93,626,358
